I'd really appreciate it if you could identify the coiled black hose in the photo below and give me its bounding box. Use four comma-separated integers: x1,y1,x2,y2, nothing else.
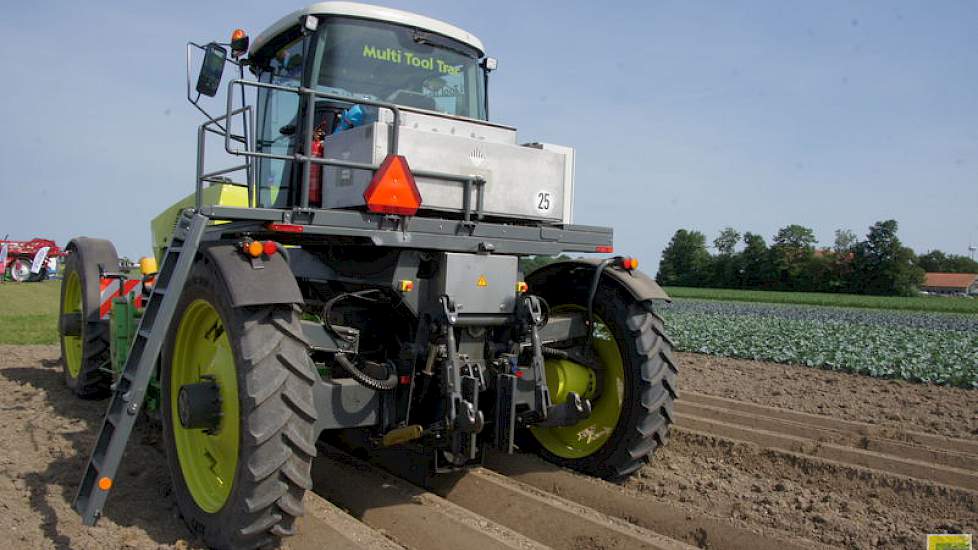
334,354,398,392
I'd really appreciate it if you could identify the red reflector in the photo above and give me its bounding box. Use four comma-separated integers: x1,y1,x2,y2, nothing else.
266,223,304,233
595,246,614,253
514,369,524,379
399,375,411,385
263,241,278,256
363,155,421,216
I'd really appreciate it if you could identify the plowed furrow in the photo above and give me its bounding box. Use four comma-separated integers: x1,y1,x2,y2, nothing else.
311,446,548,550
683,391,978,456
483,451,826,550
677,399,978,471
427,467,696,550
675,399,978,492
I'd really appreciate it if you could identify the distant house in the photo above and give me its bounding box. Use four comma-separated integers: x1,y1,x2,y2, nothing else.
921,272,978,296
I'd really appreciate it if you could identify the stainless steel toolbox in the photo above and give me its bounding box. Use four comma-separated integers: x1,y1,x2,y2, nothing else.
322,113,573,223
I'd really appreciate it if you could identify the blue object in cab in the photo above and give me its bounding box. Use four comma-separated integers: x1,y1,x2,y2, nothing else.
334,104,365,133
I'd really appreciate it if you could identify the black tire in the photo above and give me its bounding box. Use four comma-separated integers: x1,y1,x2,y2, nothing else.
161,259,317,550
59,238,119,398
528,277,678,480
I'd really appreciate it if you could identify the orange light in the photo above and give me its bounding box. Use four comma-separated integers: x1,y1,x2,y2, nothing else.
230,29,249,59
247,241,263,258
98,477,113,491
619,257,638,270
262,241,277,256
266,223,304,233
516,282,528,293
400,280,414,292
363,155,422,216
595,246,614,253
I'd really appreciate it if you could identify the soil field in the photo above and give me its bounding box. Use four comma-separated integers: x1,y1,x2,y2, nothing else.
0,345,974,549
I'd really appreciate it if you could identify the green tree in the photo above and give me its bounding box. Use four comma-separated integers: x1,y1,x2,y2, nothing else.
709,227,741,287
771,224,817,289
917,250,978,273
917,250,948,272
945,255,978,273
713,227,741,256
851,220,924,296
739,232,775,289
833,229,857,255
657,229,712,287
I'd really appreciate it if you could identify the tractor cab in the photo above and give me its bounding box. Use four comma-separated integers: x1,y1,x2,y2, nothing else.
182,1,571,238
246,4,491,209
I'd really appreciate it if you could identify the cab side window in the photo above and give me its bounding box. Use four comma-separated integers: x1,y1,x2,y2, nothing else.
255,38,304,208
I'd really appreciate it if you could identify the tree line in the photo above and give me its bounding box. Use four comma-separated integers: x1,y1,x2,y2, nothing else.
655,220,978,296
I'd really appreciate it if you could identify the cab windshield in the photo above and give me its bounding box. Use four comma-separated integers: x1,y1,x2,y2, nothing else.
312,17,487,120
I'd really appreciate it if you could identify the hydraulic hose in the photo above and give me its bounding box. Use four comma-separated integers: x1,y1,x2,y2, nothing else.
334,354,398,392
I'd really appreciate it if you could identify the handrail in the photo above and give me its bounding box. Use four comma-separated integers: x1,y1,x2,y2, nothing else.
196,105,252,210
217,78,487,219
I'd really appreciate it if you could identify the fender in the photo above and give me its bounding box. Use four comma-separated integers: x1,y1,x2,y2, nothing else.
525,259,670,303
201,244,303,307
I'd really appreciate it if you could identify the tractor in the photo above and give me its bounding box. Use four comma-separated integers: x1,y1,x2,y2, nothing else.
58,3,678,549
2,237,62,282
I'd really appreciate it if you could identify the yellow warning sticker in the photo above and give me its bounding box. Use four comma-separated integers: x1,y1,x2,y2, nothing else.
928,534,972,550
477,275,488,288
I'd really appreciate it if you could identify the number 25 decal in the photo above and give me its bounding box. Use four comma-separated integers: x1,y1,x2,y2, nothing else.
536,191,552,211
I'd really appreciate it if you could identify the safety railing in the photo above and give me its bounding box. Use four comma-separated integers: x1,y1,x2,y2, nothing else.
221,79,487,221
195,106,253,210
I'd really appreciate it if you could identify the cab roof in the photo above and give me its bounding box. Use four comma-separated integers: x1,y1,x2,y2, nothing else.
250,2,485,56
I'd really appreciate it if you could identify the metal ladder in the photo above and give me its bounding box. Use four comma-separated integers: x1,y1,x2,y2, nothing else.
74,210,208,525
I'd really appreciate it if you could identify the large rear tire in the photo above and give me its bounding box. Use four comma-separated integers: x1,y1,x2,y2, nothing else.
161,259,317,550
59,238,119,398
528,279,678,480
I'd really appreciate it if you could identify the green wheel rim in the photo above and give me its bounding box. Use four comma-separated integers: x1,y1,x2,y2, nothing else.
171,299,240,513
531,306,625,459
62,272,83,378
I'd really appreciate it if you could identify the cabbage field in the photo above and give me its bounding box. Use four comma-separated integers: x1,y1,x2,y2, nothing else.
658,299,978,388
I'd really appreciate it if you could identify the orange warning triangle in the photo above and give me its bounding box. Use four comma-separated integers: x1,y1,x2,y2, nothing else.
363,155,422,215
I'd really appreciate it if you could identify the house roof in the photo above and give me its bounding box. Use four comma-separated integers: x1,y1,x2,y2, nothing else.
922,272,978,289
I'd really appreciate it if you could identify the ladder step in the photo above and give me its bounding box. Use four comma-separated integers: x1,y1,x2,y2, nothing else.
74,211,210,527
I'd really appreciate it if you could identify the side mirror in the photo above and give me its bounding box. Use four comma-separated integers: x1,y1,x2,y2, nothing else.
195,43,228,97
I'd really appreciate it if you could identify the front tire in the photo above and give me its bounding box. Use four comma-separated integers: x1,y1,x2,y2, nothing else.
529,279,678,480
59,238,118,398
161,259,317,550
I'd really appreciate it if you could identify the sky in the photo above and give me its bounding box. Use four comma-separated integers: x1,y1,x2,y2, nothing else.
1,1,976,268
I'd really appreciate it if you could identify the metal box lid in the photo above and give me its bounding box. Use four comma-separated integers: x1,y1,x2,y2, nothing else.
323,122,570,223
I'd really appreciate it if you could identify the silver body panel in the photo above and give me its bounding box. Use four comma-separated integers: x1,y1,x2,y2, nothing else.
322,117,572,223
437,252,518,314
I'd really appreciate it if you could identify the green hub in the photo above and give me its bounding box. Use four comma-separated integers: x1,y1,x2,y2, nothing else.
62,272,83,378
531,309,625,459
171,299,240,513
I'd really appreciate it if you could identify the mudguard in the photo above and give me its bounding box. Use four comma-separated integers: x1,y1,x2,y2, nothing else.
201,244,303,307
525,259,670,303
